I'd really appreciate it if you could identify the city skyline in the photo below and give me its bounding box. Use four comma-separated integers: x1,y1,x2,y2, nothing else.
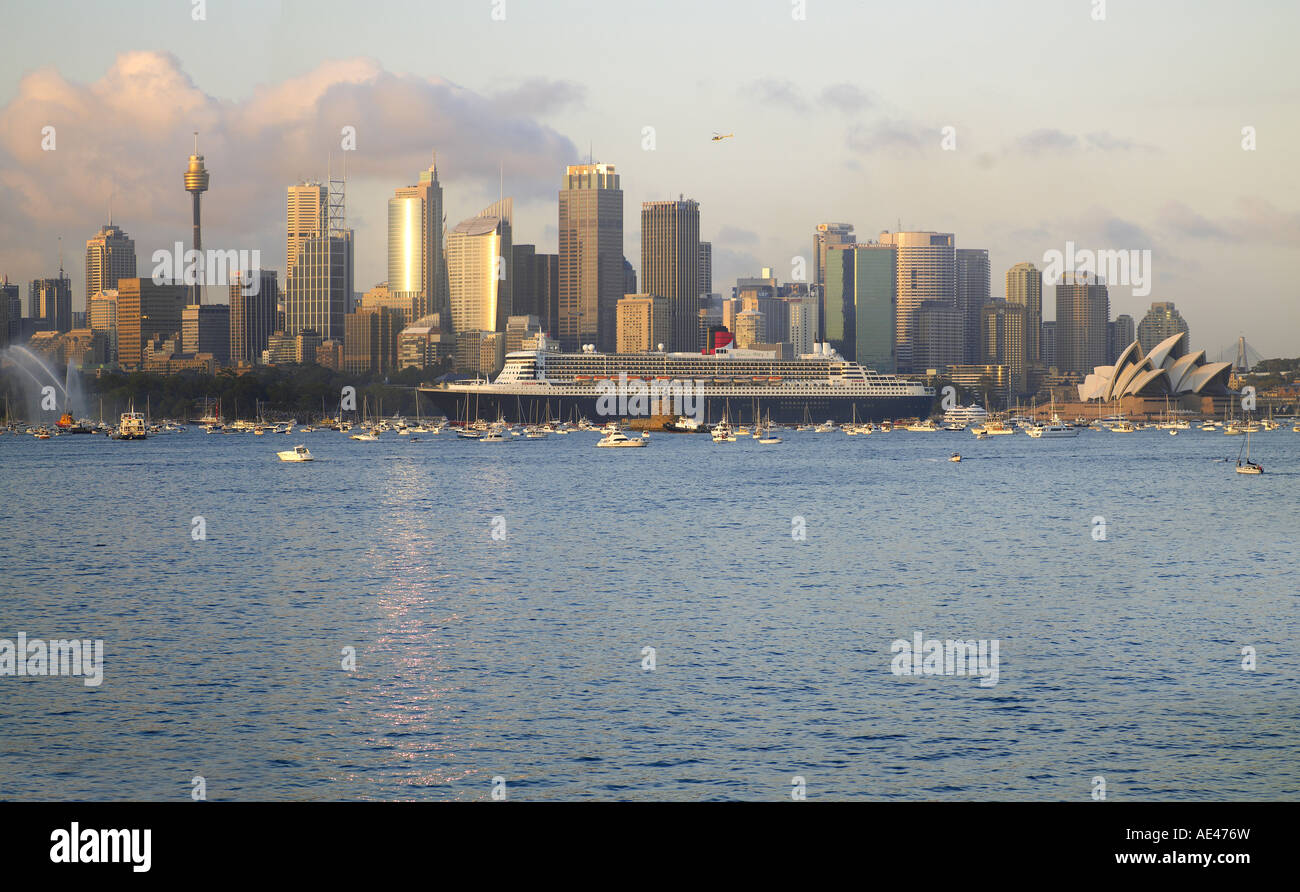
0,0,1296,360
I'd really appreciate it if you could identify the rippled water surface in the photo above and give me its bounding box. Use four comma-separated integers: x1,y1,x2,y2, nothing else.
1,426,1297,800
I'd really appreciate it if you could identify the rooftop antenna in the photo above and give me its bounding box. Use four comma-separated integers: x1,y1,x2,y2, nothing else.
57,235,63,277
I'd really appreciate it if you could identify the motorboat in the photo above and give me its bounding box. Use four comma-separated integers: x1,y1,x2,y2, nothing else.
277,445,314,462
596,430,648,448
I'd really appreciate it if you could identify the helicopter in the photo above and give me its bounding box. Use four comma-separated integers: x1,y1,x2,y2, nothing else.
711,131,734,142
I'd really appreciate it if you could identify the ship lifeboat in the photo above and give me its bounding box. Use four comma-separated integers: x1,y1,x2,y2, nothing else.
752,376,767,383
768,376,782,383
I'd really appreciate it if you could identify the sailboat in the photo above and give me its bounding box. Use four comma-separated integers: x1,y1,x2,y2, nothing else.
1236,420,1263,474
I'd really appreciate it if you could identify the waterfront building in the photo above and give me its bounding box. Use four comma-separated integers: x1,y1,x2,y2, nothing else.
823,243,896,370
87,290,119,361
0,277,18,347
398,314,451,370
343,307,402,374
1137,302,1189,355
956,248,990,363
182,303,231,366
115,278,186,370
616,295,669,353
84,224,136,305
455,329,506,378
813,222,855,291
734,308,764,350
29,274,73,333
698,242,712,297
1108,314,1135,364
558,163,623,351
877,230,956,373
229,270,278,366
505,314,544,354
1006,262,1043,368
1078,332,1230,401
387,156,446,321
980,298,1026,395
641,198,700,353
316,339,342,371
285,181,352,341
913,300,964,373
1054,271,1109,375
447,199,513,336
1042,320,1057,369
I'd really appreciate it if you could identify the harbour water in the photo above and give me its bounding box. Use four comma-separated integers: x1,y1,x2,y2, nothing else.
1,427,1297,800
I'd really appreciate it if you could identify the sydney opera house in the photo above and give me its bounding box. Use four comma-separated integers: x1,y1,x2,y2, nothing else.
1078,332,1233,403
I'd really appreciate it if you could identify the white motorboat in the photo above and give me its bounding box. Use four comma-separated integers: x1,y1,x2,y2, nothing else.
277,445,314,462
949,453,962,462
596,430,648,448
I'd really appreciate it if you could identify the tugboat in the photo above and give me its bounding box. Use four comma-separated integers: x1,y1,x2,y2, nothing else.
55,412,95,434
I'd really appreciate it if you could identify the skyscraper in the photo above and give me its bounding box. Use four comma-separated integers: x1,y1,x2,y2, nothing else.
1108,314,1135,363
1136,302,1189,354
616,294,669,353
824,243,897,370
183,135,209,305
698,241,712,296
980,298,1026,395
182,303,231,365
446,199,512,336
877,231,956,373
813,223,854,287
85,223,136,304
641,198,700,352
1055,272,1109,375
387,156,446,322
956,248,989,363
558,163,623,351
285,181,352,341
286,183,327,280
230,270,278,366
29,274,72,333
115,278,186,370
1005,262,1043,368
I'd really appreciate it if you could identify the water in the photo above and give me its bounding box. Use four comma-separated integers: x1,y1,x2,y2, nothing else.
1,426,1297,801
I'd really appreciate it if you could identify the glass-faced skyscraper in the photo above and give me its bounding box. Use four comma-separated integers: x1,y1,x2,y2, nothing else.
387,156,446,323
641,198,700,353
447,199,513,336
285,181,352,341
558,163,623,352
824,243,897,371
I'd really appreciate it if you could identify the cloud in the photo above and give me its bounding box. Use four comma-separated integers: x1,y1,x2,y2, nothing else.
717,225,759,245
489,78,586,116
1014,128,1079,155
846,120,929,157
1012,128,1156,156
819,83,873,114
744,78,808,113
0,51,580,283
1158,201,1230,240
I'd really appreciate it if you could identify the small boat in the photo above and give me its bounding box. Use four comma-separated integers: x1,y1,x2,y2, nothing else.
350,430,379,441
1236,424,1263,474
277,445,314,462
597,430,648,448
758,434,782,444
949,453,962,462
480,429,508,443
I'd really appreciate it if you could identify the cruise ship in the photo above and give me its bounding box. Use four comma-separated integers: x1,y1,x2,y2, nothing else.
419,342,933,425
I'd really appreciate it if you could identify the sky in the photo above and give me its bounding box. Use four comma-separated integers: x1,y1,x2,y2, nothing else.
1,0,1297,359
